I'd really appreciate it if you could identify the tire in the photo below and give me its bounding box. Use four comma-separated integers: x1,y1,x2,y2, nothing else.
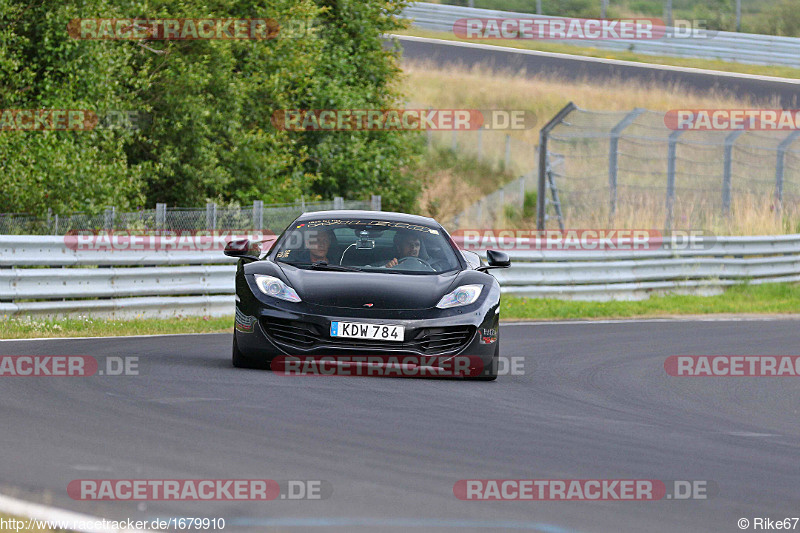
470,341,499,381
232,334,269,369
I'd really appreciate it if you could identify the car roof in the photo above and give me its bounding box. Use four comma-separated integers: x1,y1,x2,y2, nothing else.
295,210,439,226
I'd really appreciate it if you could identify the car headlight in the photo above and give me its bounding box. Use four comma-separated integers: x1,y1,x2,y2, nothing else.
436,284,483,309
253,275,301,302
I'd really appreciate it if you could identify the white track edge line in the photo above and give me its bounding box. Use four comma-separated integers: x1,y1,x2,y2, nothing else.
0,332,226,342
2,316,800,342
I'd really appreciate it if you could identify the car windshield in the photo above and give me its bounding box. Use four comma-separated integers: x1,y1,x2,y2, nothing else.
274,219,461,274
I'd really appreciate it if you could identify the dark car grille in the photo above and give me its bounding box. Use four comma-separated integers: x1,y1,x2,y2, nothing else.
261,318,475,355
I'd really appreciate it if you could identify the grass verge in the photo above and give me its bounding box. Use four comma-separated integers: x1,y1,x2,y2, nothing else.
0,315,231,340
502,282,800,320
395,27,800,80
0,284,798,340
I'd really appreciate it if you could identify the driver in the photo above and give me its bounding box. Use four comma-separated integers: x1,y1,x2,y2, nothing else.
300,228,334,263
385,231,421,268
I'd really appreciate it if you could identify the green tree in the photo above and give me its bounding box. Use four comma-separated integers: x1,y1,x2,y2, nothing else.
0,0,422,216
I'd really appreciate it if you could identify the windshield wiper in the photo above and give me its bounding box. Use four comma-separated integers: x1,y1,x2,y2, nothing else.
308,261,361,272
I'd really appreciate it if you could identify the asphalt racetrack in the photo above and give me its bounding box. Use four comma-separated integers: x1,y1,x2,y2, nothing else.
391,35,800,107
1,319,799,532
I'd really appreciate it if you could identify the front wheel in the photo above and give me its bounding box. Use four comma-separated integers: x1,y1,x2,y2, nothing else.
232,335,269,369
470,341,499,381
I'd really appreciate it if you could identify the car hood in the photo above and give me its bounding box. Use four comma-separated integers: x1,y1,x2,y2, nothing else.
278,265,459,310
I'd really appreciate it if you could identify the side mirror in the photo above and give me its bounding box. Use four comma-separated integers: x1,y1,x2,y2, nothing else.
224,239,261,260
478,249,511,271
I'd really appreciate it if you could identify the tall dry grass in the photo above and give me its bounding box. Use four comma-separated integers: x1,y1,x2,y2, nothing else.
402,61,800,234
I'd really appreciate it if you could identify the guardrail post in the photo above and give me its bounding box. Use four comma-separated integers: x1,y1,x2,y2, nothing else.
371,195,382,211
665,130,685,231
608,108,645,223
253,200,263,229
156,203,166,230
334,196,344,210
206,202,216,230
537,102,577,230
723,130,744,216
775,130,800,210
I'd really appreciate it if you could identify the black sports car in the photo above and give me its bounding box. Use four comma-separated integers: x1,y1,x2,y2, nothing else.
224,210,510,380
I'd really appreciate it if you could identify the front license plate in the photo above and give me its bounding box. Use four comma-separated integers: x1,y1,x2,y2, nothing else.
330,321,404,342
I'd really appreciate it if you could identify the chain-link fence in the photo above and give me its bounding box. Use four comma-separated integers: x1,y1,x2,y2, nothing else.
540,105,800,233
429,104,800,234
0,197,379,235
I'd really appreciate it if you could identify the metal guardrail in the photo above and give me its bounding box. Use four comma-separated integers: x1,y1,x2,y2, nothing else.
491,235,800,300
0,235,243,319
1,234,799,318
401,3,800,68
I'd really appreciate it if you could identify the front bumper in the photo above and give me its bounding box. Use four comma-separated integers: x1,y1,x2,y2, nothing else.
234,292,500,371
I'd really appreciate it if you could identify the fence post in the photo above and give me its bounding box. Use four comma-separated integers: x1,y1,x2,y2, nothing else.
253,200,263,229
775,130,800,210
537,102,576,230
371,195,382,211
665,130,684,231
519,175,525,211
722,130,744,216
451,130,457,152
608,108,645,222
334,196,344,210
477,127,483,162
155,203,166,230
504,134,511,170
54,214,59,235
104,206,115,231
206,202,217,230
